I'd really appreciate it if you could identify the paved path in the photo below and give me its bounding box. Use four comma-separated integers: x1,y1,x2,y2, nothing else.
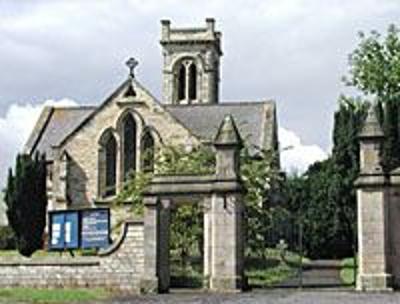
278,259,346,288
104,290,400,304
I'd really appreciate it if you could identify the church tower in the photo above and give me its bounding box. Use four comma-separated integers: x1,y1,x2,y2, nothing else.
160,18,222,105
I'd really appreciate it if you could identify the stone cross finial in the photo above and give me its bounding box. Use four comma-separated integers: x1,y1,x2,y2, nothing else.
126,57,139,78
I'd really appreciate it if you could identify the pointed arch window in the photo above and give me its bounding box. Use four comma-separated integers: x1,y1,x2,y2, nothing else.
188,63,197,100
141,131,155,173
122,114,137,179
178,64,186,101
99,130,117,197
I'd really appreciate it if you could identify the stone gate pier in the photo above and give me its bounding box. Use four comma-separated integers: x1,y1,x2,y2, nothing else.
356,106,400,291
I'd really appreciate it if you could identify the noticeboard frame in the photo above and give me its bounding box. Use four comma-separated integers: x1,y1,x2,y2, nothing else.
48,207,111,252
80,208,111,250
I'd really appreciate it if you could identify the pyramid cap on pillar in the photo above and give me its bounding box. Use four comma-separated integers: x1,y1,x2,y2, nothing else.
214,115,243,146
359,105,384,139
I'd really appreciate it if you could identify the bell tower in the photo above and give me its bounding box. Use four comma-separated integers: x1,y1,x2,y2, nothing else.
160,18,222,105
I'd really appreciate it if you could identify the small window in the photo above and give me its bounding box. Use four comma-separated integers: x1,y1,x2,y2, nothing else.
123,114,137,179
178,64,186,101
105,133,117,197
141,131,155,173
188,63,197,100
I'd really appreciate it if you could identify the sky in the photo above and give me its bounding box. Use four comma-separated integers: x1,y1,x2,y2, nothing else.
0,0,399,189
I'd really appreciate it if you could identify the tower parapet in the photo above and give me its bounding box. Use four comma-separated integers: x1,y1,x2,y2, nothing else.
161,18,222,105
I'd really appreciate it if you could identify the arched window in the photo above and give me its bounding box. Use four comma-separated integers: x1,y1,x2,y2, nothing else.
188,63,197,101
122,114,136,179
104,133,117,197
178,64,186,101
141,131,155,173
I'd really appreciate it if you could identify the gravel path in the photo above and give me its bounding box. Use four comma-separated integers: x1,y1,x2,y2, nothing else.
104,290,400,304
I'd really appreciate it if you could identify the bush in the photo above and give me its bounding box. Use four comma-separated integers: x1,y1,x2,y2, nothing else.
0,226,16,250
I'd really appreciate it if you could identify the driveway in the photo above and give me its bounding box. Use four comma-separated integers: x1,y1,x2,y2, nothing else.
105,290,400,304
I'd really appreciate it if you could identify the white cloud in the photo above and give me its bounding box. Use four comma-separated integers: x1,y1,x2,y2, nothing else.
0,99,78,190
279,127,328,174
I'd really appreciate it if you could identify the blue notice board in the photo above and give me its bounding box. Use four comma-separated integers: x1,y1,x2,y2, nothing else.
49,211,79,250
81,209,110,249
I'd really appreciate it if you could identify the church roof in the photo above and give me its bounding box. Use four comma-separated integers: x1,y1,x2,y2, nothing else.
165,101,276,151
24,106,95,159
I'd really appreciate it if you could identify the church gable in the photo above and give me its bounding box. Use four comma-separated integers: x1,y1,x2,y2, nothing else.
52,75,201,207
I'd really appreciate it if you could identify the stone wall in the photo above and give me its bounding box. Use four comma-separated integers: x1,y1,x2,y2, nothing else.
0,220,144,294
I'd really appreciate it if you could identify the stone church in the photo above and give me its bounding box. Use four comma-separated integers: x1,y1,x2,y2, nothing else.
23,19,279,212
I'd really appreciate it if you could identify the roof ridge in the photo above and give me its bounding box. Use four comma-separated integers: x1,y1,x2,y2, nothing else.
52,105,97,110
165,100,274,107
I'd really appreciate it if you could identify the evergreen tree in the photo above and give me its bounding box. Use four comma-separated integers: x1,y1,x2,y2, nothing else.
284,97,368,258
5,153,47,257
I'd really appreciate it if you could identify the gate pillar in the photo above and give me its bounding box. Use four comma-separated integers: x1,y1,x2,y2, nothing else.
141,196,171,293
356,106,392,291
209,114,245,291
209,192,244,290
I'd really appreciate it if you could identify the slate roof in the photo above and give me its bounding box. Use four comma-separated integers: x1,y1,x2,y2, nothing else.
25,99,277,159
165,101,276,151
24,106,95,159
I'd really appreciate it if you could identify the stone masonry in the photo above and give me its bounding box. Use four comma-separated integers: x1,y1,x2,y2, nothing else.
356,105,400,290
0,220,145,294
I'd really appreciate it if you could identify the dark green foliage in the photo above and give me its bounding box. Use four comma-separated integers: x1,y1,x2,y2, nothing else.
284,98,368,258
0,226,16,250
381,98,400,170
170,204,203,271
241,145,282,257
283,25,400,259
156,144,215,175
5,153,47,257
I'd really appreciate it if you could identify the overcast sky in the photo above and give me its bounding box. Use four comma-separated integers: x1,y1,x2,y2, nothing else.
0,0,399,189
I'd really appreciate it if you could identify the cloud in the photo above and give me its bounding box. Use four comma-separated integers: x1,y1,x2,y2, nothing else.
279,127,328,174
0,99,78,190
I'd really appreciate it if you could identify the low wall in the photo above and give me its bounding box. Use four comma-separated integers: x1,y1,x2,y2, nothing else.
0,220,144,294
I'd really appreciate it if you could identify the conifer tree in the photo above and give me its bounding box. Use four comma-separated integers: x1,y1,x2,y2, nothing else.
5,153,47,257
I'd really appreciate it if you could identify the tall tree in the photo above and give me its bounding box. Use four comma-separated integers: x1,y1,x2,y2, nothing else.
5,154,47,257
344,24,400,170
284,97,368,258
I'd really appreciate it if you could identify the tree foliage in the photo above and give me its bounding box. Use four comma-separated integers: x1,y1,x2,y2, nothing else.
284,97,368,258
344,25,400,99
344,24,400,170
241,145,282,257
5,154,47,257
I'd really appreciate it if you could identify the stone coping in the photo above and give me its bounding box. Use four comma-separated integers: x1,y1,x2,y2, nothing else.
354,174,387,188
0,258,100,267
98,219,144,257
144,180,243,196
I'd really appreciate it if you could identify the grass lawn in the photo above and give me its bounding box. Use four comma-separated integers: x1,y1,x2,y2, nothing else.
0,288,110,303
340,257,357,285
245,248,306,287
169,248,307,288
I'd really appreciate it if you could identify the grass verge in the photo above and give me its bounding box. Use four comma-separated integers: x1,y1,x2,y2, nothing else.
0,288,110,303
245,248,306,287
340,257,356,285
